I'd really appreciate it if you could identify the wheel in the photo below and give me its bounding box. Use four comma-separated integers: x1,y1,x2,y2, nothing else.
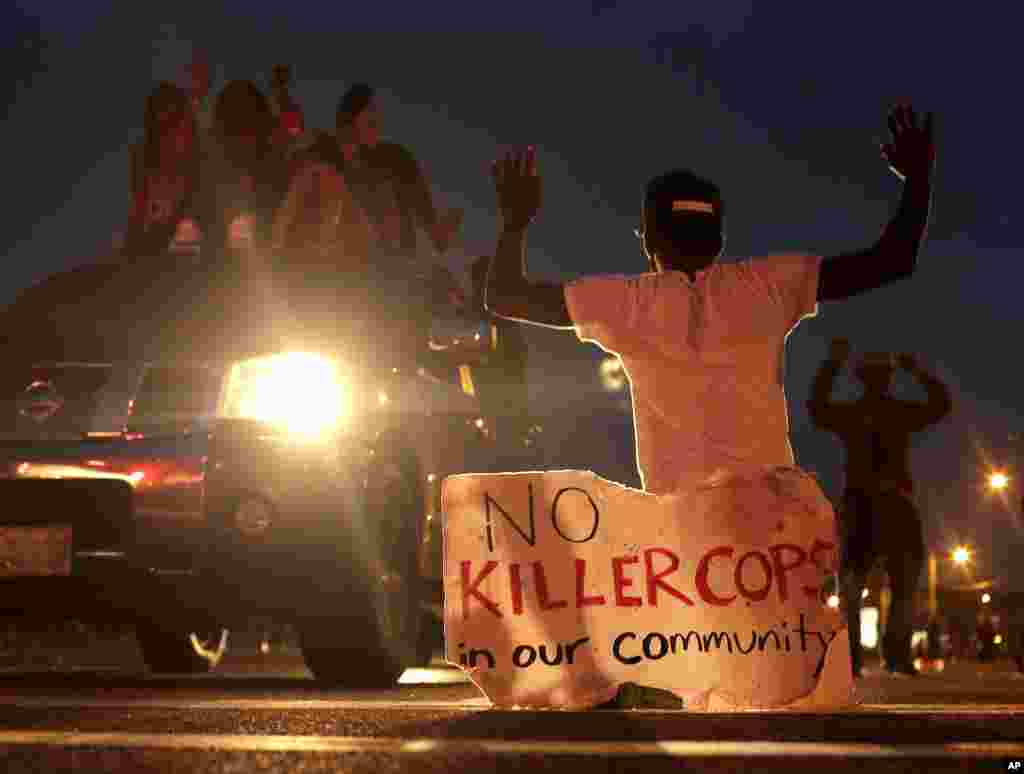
299,444,426,687
136,623,229,674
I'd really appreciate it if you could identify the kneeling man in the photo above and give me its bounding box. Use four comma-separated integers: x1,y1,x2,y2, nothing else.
482,105,935,706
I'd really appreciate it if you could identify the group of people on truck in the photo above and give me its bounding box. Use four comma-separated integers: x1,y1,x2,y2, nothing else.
122,53,464,296
117,53,480,390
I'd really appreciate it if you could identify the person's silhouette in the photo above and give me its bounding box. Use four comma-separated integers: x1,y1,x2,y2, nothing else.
808,339,951,676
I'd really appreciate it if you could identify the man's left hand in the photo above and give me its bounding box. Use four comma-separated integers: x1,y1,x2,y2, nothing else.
880,103,935,183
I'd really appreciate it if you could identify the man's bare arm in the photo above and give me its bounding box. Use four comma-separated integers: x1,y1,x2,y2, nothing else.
486,148,573,329
897,354,952,427
817,105,935,302
806,339,851,431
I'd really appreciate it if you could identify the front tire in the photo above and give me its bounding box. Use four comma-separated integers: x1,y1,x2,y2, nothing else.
299,444,425,687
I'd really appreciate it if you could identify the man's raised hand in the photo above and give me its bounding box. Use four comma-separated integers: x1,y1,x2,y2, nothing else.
880,103,935,183
492,147,541,231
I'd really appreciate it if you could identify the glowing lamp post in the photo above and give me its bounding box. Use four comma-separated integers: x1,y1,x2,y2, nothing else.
928,545,972,621
988,472,1009,492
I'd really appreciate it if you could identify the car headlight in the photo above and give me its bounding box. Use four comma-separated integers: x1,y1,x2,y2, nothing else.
222,352,349,439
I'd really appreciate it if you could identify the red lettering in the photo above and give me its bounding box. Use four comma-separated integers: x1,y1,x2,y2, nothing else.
532,561,567,610
804,539,837,599
735,550,773,602
575,559,606,607
461,560,502,619
509,563,524,615
695,546,737,606
612,555,642,607
809,539,837,571
769,543,806,603
643,548,693,606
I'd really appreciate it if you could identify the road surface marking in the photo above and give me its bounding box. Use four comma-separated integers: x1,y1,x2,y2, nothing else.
858,704,1024,713
3,695,1024,715
0,731,1020,758
0,696,491,711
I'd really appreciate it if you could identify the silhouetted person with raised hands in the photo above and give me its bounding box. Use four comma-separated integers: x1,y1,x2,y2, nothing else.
809,340,951,677
485,103,935,706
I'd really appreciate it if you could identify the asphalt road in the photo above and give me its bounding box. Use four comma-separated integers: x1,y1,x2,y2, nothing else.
0,628,1022,772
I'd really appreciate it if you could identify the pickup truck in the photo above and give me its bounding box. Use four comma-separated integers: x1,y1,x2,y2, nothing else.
0,250,528,686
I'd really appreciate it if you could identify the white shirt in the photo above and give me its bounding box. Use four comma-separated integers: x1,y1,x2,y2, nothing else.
564,255,821,495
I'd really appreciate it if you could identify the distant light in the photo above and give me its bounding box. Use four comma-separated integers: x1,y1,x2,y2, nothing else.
259,640,270,655
474,418,485,429
981,592,992,604
860,606,879,649
913,657,924,672
861,588,869,599
378,391,389,405
988,471,1009,491
934,658,945,672
994,634,1003,645
827,594,840,609
952,546,970,565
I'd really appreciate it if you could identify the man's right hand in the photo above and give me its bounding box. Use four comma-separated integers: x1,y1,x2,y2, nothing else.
492,147,541,231
880,103,935,183
829,338,851,362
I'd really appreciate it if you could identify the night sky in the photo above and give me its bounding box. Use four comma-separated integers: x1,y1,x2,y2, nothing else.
3,2,1021,591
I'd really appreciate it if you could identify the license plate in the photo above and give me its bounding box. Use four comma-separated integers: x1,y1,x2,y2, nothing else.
0,526,72,577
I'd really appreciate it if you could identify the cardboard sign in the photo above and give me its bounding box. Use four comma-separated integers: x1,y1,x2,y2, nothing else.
443,468,854,710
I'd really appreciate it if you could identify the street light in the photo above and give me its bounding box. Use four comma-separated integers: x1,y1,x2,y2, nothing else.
928,545,973,620
988,471,1009,491
981,592,992,605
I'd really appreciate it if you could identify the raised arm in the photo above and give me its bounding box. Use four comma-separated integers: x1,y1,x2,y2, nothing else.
486,147,572,329
896,353,952,428
807,338,851,431
817,104,935,302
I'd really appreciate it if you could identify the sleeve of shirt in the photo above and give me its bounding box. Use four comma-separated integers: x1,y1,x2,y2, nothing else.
748,255,823,332
564,274,638,352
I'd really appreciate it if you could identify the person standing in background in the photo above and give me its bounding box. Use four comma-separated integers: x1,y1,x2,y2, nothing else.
808,340,951,677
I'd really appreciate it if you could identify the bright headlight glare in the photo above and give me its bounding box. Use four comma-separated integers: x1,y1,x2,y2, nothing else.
225,352,348,437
